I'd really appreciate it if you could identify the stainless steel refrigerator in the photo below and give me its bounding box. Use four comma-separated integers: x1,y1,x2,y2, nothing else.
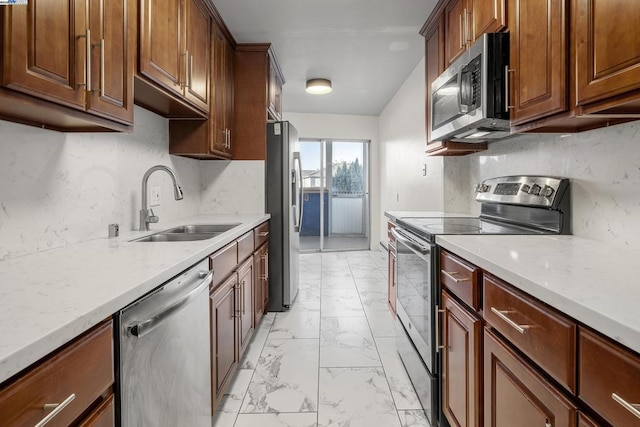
266,121,302,311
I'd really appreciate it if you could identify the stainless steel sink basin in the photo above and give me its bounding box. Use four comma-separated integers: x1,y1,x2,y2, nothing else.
134,233,218,242
163,224,241,234
132,223,241,242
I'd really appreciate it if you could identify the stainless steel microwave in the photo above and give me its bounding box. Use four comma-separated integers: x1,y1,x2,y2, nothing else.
430,32,511,143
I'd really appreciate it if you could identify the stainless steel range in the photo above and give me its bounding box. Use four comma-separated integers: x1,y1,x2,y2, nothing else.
391,175,570,427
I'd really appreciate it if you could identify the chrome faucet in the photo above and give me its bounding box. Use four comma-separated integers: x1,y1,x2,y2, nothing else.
140,165,184,231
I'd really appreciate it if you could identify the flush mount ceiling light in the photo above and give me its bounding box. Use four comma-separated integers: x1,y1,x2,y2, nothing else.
305,78,333,95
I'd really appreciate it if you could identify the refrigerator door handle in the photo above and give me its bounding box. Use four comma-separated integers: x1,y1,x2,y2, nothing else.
293,152,303,233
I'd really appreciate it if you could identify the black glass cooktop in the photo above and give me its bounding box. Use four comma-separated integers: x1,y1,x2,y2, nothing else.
396,216,544,243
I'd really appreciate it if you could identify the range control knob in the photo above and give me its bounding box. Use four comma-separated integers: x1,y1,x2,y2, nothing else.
529,184,541,196
541,185,555,198
520,184,531,193
475,183,491,193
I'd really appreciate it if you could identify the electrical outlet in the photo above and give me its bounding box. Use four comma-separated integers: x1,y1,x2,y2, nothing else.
150,186,161,207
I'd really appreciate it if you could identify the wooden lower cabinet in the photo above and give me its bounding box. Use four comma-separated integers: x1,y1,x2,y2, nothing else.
577,412,600,427
442,291,483,427
210,273,238,406
0,320,114,426
237,257,254,354
484,328,577,427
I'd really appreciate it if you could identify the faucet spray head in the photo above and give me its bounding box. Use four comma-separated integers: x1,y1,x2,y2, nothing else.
174,184,184,200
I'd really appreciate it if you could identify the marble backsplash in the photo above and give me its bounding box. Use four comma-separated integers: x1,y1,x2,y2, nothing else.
0,107,204,260
200,160,265,215
443,120,640,248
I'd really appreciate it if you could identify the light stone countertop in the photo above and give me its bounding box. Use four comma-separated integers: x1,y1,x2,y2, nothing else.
384,211,473,222
436,234,640,354
0,214,269,384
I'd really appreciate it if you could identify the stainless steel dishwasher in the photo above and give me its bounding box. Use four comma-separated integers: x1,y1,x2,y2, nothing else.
118,259,213,427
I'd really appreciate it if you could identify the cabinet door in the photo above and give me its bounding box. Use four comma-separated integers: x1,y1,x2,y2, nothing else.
484,329,577,427
387,247,396,316
210,24,232,157
470,0,506,41
78,394,115,427
139,0,183,95
425,16,445,146
2,0,87,109
442,292,482,427
445,0,469,66
224,38,234,152
86,0,134,124
237,258,254,354
575,0,640,106
253,249,264,327
508,0,568,125
211,274,238,398
184,0,210,112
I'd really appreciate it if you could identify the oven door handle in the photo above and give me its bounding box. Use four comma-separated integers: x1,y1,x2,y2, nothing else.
391,228,431,255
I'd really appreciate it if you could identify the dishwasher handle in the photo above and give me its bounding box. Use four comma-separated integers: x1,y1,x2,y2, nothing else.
128,270,213,338
391,227,431,255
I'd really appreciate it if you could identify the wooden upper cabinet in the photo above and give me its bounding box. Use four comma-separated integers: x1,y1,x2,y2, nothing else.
139,0,183,95
268,59,283,120
0,0,134,130
508,0,568,126
184,0,211,112
445,0,469,66
211,23,233,157
2,0,86,109
470,0,506,41
86,0,135,124
441,291,483,427
575,0,640,107
425,16,444,146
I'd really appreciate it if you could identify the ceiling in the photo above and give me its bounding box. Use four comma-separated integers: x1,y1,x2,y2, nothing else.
213,0,438,116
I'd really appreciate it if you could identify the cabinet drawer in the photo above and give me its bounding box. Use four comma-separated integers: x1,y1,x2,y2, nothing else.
78,394,114,427
0,321,114,427
440,250,480,310
579,328,640,427
210,241,238,285
237,231,254,263
387,221,396,244
254,221,270,249
483,274,577,393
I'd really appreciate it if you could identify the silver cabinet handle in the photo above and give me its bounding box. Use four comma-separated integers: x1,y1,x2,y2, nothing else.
227,129,231,149
545,422,552,427
259,231,269,237
36,394,76,427
490,307,530,334
442,270,470,284
435,305,446,352
612,392,640,419
189,54,194,89
77,29,91,90
459,14,464,49
263,253,269,280
505,65,515,112
128,271,213,338
99,38,105,95
180,51,189,88
241,280,246,314
463,8,469,44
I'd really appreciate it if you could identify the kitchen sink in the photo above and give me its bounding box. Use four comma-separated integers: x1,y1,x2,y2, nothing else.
134,233,219,242
163,224,241,234
132,223,241,242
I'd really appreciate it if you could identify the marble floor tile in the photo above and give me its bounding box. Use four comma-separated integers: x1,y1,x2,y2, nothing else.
321,275,356,290
300,270,322,282
299,277,322,288
211,410,238,427
354,277,388,292
358,288,390,312
320,288,364,317
216,369,255,413
269,309,321,339
365,309,397,337
375,337,422,410
240,339,319,414
349,266,386,280
234,413,318,427
322,260,351,272
289,301,321,312
240,314,275,370
397,410,431,427
318,367,401,427
320,316,381,367
296,287,321,302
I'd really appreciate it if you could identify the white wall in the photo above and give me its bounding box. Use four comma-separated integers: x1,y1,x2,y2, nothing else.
378,57,444,245
0,107,202,260
283,112,380,249
444,120,640,248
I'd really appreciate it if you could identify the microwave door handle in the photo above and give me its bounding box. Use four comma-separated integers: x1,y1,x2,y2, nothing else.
459,65,472,113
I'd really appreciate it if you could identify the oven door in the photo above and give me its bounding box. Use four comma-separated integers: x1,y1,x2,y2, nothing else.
391,227,435,372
